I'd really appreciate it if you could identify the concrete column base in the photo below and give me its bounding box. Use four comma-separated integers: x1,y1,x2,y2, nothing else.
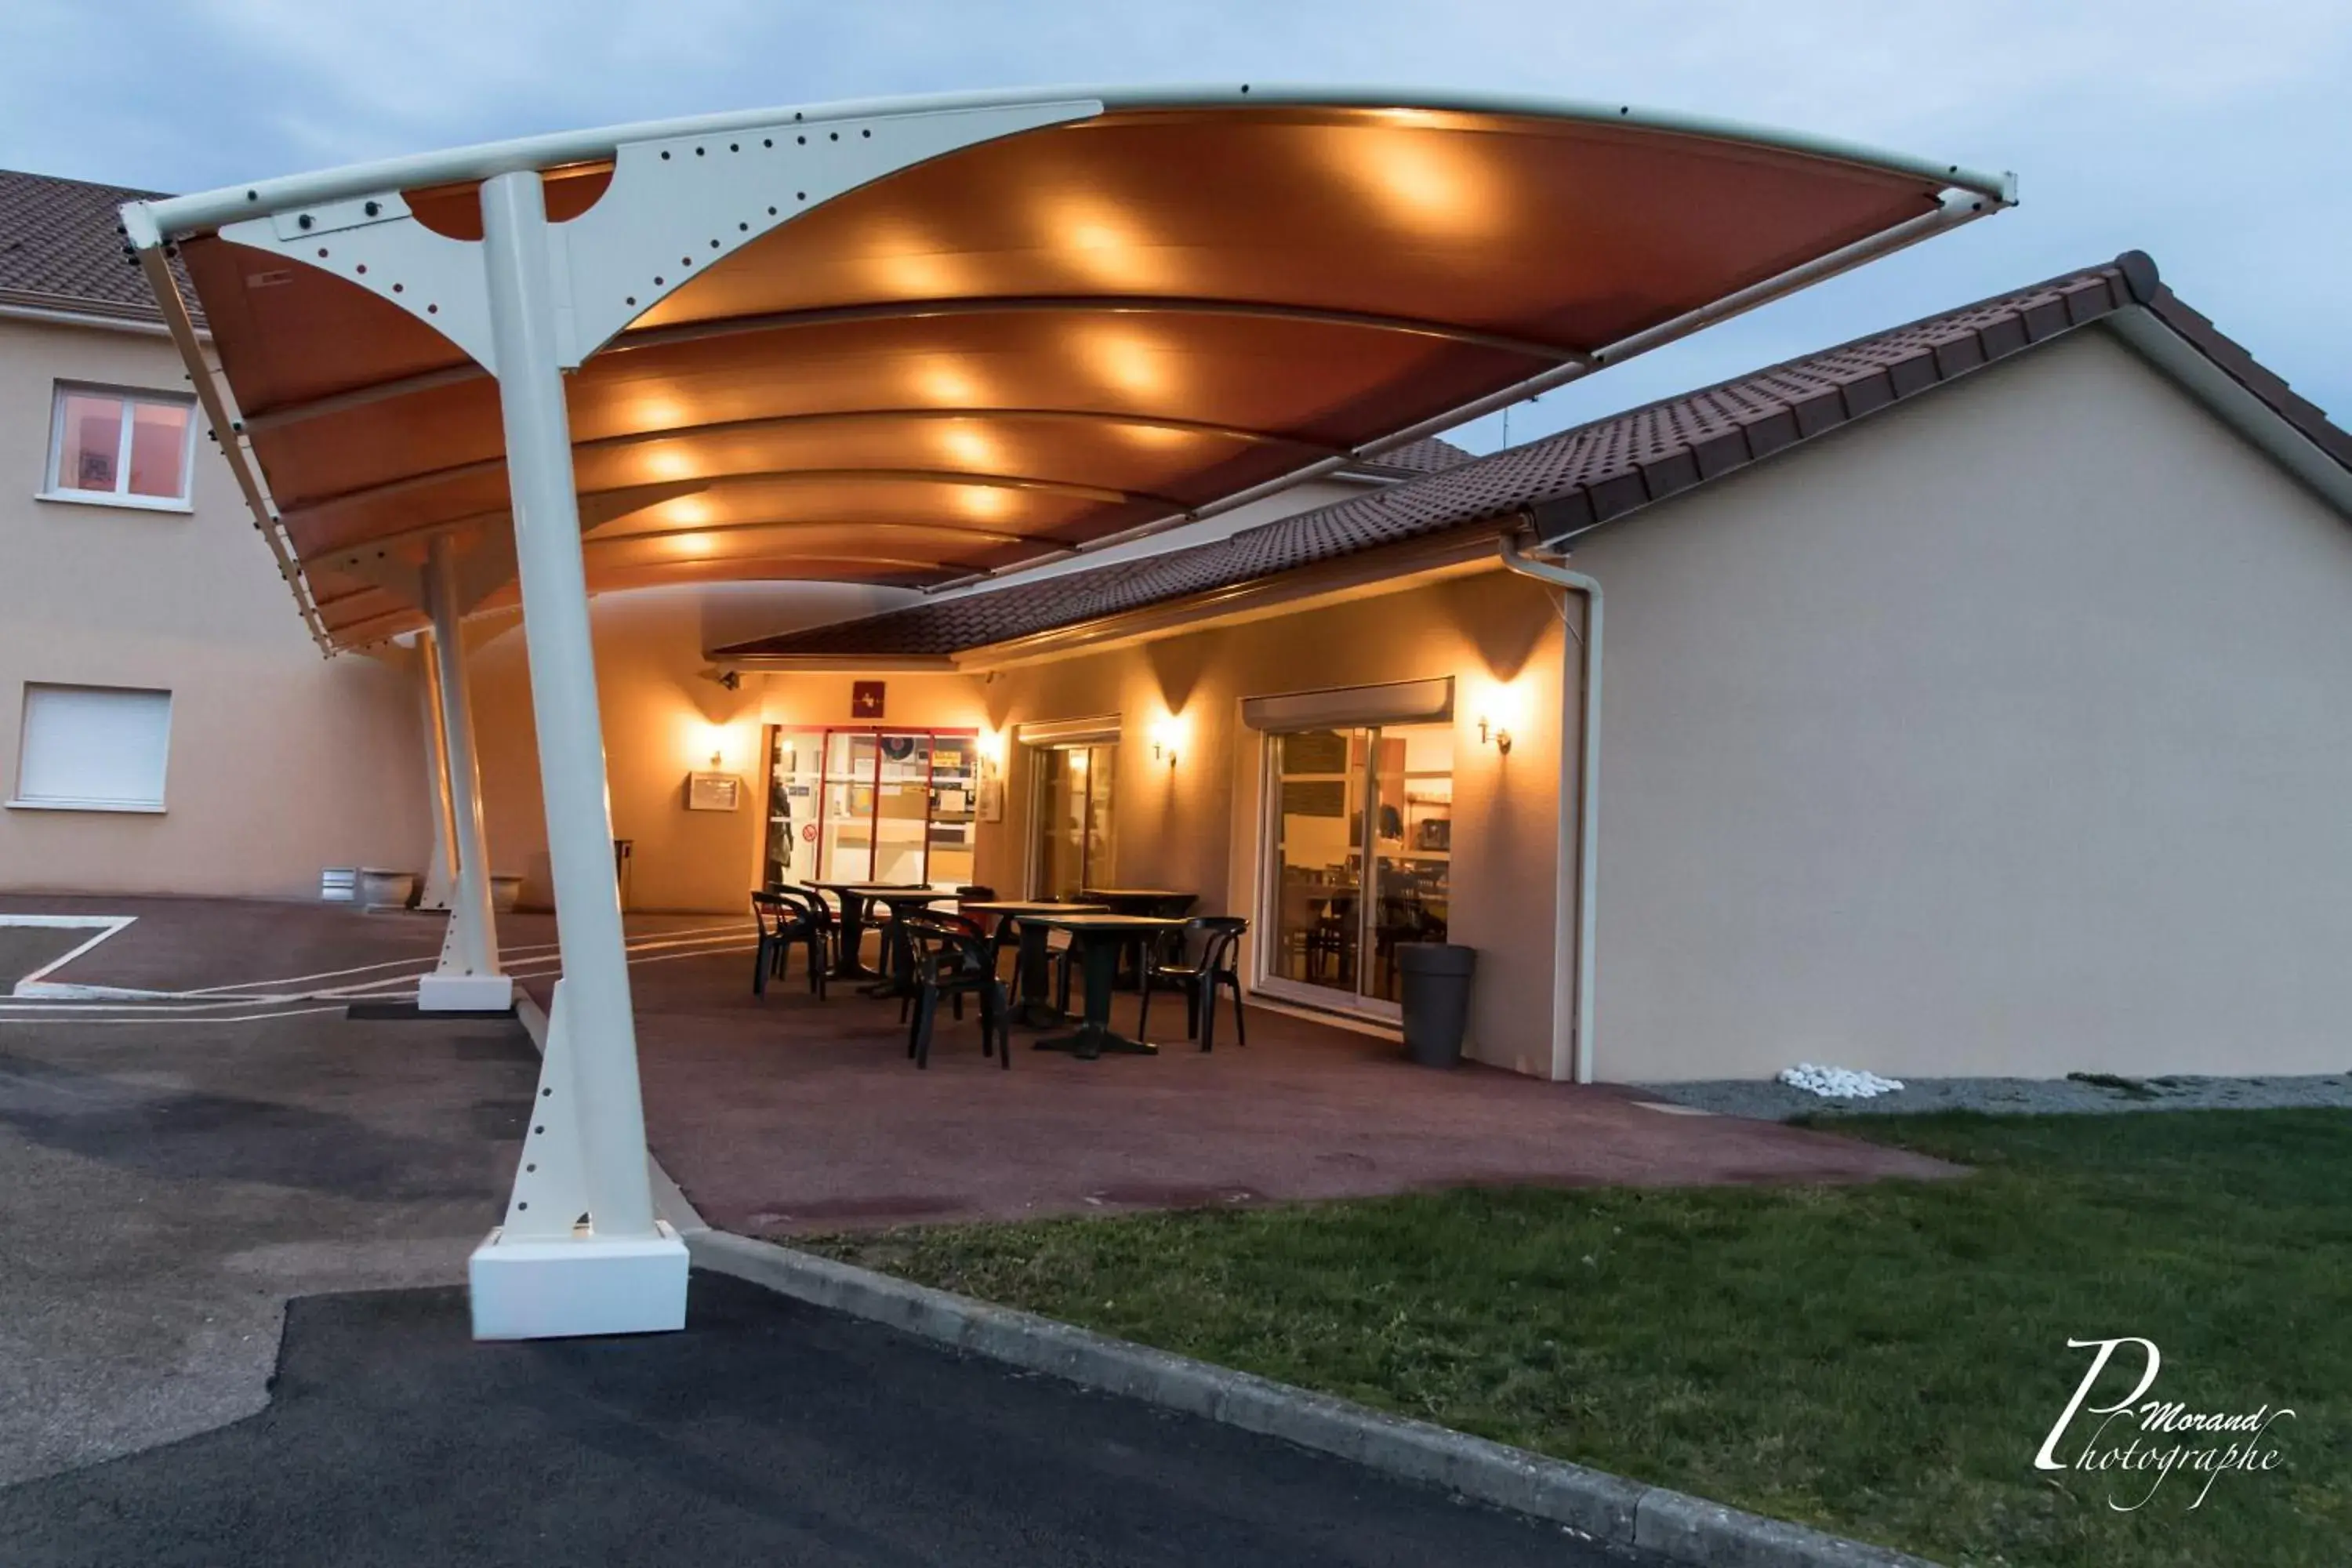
418,973,515,1012
469,1221,689,1339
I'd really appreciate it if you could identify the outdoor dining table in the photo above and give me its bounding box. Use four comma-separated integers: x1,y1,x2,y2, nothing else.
804,882,956,982
1005,912,1192,1058
959,900,1109,1026
1078,887,1198,986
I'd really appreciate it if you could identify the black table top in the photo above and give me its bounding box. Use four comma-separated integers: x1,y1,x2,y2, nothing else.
961,900,1110,916
1079,888,1196,902
1010,913,1190,935
807,883,954,900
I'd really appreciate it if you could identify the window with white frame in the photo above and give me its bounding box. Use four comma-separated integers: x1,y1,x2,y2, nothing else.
42,385,197,508
11,684,173,812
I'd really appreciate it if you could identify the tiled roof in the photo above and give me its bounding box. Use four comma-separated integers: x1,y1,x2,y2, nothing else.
1354,435,1478,475
719,252,2352,663
0,167,198,326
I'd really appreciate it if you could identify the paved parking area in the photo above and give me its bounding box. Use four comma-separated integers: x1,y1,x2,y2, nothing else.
0,1006,537,1486
0,926,92,988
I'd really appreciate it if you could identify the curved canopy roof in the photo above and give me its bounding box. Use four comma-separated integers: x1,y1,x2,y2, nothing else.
126,85,2010,652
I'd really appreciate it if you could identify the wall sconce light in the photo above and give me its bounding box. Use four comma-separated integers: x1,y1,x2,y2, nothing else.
1477,717,1514,756
1149,713,1181,768
692,719,737,774
977,727,1007,779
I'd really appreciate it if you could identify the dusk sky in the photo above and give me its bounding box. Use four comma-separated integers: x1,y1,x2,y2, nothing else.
9,1,2343,449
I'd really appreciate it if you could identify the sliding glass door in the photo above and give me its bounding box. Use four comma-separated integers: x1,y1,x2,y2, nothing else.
1261,724,1453,1019
1032,742,1116,899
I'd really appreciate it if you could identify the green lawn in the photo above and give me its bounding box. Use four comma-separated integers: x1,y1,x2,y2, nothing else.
804,1109,2352,1567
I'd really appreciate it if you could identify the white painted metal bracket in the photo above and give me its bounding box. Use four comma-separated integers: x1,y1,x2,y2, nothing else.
221,192,500,370
553,99,1094,362
211,98,1098,374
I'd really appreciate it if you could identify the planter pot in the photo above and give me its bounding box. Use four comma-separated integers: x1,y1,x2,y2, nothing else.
490,874,524,913
358,869,419,912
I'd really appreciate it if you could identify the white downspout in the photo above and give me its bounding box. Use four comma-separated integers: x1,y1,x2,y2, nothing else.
1499,533,1601,1084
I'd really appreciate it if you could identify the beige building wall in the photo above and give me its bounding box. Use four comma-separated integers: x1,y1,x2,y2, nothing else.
0,317,428,897
1570,325,2352,1081
954,573,1572,1075
465,582,927,913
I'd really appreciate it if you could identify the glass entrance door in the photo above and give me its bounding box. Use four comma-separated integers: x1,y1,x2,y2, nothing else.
782,727,978,887
1261,723,1453,1019
1033,742,1116,899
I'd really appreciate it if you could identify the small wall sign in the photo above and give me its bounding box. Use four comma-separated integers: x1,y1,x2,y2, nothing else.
851,680,887,719
685,771,742,811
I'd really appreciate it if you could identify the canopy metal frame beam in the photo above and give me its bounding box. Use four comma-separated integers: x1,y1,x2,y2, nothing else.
586,517,1052,550
608,293,1594,362
285,461,1176,532
241,296,1587,434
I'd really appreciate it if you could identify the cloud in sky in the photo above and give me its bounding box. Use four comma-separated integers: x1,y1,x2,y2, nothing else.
4,0,2344,447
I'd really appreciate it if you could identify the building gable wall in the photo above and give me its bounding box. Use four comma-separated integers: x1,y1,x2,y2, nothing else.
1571,324,2352,1080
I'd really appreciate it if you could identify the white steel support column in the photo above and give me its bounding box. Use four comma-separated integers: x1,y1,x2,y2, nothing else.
419,539,511,1013
467,169,685,1339
415,636,459,913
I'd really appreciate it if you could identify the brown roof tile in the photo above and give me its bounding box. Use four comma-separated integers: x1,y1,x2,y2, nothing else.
706,251,2346,663
0,167,199,326
1352,435,1478,476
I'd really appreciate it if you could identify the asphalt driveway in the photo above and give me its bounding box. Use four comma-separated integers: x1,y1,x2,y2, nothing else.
2,1272,1649,1567
0,1007,537,1485
0,980,1653,1565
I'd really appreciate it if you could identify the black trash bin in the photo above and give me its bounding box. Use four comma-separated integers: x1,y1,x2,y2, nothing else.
1397,943,1476,1068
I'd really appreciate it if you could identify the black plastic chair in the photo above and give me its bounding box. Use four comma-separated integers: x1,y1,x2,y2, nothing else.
901,913,1011,1069
898,909,993,1024
778,883,841,970
751,888,828,998
1138,916,1248,1051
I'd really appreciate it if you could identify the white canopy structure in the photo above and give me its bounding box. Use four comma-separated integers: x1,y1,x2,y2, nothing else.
125,85,2010,1340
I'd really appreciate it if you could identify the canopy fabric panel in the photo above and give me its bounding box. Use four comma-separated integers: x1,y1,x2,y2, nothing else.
142,89,2009,651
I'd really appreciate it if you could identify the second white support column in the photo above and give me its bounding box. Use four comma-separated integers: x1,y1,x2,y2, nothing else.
419,536,511,1012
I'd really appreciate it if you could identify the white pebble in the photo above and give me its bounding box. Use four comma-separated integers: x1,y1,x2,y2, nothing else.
1777,1062,1906,1099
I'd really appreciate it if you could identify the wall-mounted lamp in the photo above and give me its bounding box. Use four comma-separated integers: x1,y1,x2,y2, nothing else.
1149,713,1182,768
1475,677,1526,757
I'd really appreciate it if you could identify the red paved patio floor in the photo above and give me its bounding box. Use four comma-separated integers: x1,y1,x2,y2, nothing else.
579,942,1959,1236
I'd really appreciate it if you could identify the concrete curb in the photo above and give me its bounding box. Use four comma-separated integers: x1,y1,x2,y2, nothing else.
689,1228,1940,1568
